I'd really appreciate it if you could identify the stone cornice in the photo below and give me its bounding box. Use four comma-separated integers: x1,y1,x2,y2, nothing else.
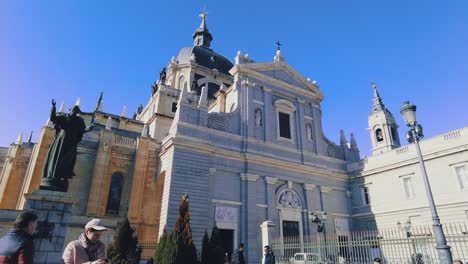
320,186,332,193
240,173,259,181
349,144,468,179
304,183,317,191
265,177,278,185
211,199,242,206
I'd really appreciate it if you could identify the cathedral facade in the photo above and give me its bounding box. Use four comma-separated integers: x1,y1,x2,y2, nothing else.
0,15,467,263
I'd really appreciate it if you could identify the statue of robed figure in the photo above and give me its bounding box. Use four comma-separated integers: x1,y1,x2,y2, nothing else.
40,99,94,192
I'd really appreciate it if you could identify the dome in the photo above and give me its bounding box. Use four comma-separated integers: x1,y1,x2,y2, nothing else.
177,46,234,75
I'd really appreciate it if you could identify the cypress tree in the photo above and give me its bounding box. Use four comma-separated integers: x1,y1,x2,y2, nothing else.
155,228,167,264
155,227,177,264
108,218,141,264
173,193,198,264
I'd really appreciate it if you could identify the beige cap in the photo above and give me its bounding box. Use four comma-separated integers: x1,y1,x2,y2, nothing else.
85,218,107,231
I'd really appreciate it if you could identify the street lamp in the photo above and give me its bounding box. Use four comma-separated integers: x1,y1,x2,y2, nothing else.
400,101,453,264
397,219,412,238
309,211,327,232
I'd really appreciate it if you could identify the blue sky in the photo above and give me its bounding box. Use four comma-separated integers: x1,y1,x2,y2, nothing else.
1,0,467,156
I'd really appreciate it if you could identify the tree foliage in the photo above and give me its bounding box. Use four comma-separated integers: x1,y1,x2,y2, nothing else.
155,227,177,264
174,193,198,264
155,193,198,264
107,218,142,264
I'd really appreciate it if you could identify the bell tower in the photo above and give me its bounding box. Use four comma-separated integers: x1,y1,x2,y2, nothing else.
368,83,401,155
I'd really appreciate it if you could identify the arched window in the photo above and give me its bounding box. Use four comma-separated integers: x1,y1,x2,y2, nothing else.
106,173,124,215
375,128,384,142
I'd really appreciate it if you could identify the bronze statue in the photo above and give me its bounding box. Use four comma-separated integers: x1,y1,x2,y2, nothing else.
40,99,94,192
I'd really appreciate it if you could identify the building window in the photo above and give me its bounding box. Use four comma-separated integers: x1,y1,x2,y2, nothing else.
361,186,370,205
454,165,468,190
171,102,178,113
279,112,291,139
401,176,415,199
106,173,124,215
375,128,384,142
274,99,296,141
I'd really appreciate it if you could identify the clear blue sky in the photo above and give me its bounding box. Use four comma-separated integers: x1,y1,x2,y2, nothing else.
1,0,467,156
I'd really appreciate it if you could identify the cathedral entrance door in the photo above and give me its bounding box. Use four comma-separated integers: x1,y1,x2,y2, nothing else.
219,229,234,261
282,220,299,258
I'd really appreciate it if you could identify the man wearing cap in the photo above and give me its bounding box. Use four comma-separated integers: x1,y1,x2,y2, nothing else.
62,218,109,264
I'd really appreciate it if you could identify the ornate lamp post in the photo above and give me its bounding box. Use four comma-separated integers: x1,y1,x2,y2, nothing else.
309,211,327,232
400,101,453,263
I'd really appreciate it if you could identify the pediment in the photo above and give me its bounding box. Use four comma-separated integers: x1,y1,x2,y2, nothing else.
240,62,322,97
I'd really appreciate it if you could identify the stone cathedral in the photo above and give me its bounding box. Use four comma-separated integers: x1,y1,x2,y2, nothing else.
1,14,467,264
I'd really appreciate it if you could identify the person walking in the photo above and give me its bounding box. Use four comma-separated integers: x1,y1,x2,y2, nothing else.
62,218,109,264
231,243,245,264
262,245,275,264
0,210,38,264
373,257,382,264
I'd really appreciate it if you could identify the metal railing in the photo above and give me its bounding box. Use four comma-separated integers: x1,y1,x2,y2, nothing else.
139,242,157,260
271,223,468,264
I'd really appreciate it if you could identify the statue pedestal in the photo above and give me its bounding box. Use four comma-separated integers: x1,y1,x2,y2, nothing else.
25,189,75,264
39,178,69,192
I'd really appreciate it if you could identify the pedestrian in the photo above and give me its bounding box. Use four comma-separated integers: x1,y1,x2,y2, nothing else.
373,257,382,264
262,245,275,264
0,210,38,264
231,243,245,264
62,218,110,264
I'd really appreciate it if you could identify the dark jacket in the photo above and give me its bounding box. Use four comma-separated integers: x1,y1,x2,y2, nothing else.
263,252,275,264
0,229,35,264
231,249,245,264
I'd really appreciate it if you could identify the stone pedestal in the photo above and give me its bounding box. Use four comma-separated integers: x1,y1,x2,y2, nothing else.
25,189,75,264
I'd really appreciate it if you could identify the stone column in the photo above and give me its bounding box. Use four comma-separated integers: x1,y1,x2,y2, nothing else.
303,183,317,236
320,186,332,233
265,177,278,223
260,221,277,250
296,99,306,156
86,129,113,216
263,88,273,142
241,173,259,264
